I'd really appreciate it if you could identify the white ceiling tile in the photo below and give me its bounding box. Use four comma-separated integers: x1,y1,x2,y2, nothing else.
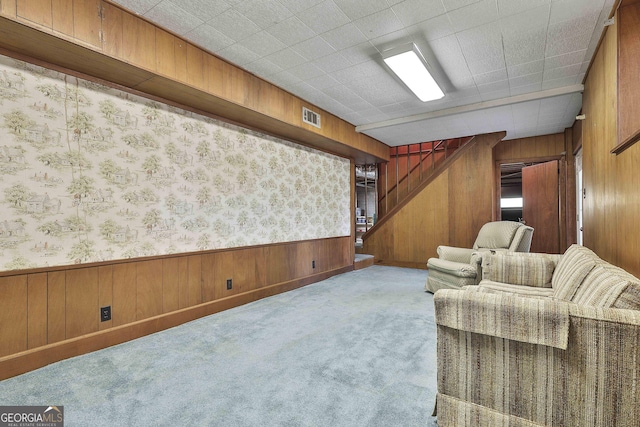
305,74,341,90
510,82,542,96
544,49,587,69
497,0,550,17
369,29,412,52
321,24,368,50
508,60,544,78
217,43,262,66
288,62,326,80
477,79,510,93
480,88,512,101
354,9,405,39
168,0,231,21
265,17,316,46
239,31,286,56
291,37,336,61
543,63,582,81
269,70,303,87
409,14,455,41
503,30,547,66
429,35,474,86
116,0,161,14
185,24,235,51
550,0,604,25
457,24,503,64
312,52,351,73
145,1,204,35
442,0,482,12
333,0,389,20
392,0,447,27
235,0,293,29
541,76,578,90
297,0,350,34
244,58,283,77
467,56,507,75
338,42,379,65
278,0,324,14
448,0,499,32
208,9,261,41
264,48,307,69
499,4,550,36
545,35,591,57
474,68,508,85
510,72,543,88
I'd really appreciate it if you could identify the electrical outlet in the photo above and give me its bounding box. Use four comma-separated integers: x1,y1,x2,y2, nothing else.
226,279,232,290
312,260,316,269
100,306,111,322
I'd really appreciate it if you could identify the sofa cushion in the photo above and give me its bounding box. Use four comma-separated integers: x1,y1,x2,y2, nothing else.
552,245,598,301
488,253,556,288
572,263,640,309
473,221,522,250
475,280,555,297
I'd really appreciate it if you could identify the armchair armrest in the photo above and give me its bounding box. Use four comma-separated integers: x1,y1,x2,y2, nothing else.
434,289,570,349
436,246,475,263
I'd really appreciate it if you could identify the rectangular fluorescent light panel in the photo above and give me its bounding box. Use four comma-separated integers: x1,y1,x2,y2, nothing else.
383,44,444,102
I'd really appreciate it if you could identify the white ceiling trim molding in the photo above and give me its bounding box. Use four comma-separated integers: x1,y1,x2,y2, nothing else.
355,84,584,133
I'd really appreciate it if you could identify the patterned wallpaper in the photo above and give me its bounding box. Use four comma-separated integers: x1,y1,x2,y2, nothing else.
0,54,351,271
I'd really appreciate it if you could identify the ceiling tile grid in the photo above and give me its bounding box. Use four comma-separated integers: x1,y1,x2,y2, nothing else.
110,0,615,146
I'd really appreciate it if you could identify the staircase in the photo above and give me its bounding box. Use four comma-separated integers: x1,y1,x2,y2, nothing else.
378,136,474,218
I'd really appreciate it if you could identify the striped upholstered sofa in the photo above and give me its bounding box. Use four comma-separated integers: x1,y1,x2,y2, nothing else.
433,244,640,426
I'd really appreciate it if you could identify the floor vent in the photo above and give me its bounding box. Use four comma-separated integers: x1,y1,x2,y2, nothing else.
302,107,321,128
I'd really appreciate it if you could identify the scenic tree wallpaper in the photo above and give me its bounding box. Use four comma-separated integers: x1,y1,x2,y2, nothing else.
0,54,351,271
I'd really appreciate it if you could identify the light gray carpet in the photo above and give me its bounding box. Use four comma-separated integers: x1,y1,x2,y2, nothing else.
0,266,437,426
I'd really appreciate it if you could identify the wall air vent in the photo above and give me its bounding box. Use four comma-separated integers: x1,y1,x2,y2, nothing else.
302,107,321,128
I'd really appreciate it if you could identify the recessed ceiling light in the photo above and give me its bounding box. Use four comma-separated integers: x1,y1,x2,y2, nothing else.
383,43,444,102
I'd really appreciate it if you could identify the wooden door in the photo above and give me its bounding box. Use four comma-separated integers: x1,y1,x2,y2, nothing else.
522,161,560,253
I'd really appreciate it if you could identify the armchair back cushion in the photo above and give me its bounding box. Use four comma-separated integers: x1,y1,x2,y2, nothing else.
472,221,523,250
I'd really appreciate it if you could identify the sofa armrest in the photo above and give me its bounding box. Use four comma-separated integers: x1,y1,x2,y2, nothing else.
436,246,475,264
434,289,570,349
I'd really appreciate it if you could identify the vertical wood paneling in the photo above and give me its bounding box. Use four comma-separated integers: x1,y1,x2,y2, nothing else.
265,244,291,285
201,253,216,302
51,0,73,36
0,276,28,357
0,0,17,17
47,271,66,343
112,262,136,326
162,257,180,313
186,43,204,90
155,28,175,78
100,1,123,58
174,38,188,84
72,0,101,48
136,259,163,320
27,273,48,349
204,54,223,96
178,256,189,309
213,251,234,300
65,267,99,339
17,0,52,28
121,12,155,70
98,265,113,330
617,2,640,149
187,254,202,306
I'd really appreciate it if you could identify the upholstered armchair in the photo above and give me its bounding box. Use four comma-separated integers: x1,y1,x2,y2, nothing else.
425,221,533,293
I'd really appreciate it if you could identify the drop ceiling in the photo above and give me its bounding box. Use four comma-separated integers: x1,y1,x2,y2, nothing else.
111,0,615,147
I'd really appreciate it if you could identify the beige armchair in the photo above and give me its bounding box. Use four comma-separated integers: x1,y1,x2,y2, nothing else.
425,221,533,293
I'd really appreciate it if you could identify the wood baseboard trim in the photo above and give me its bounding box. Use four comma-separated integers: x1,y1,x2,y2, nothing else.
0,265,352,381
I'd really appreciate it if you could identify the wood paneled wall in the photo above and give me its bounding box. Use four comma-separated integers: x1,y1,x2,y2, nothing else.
0,1,389,163
361,132,504,268
581,12,640,278
0,237,353,379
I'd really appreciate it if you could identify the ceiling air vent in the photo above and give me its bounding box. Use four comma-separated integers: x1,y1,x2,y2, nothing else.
302,107,321,128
